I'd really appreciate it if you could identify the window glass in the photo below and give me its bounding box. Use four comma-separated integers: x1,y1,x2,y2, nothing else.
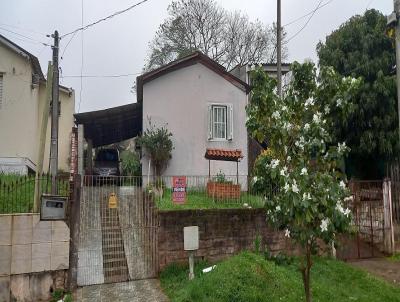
212,105,227,139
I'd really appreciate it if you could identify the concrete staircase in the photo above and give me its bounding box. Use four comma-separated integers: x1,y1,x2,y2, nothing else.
100,203,129,283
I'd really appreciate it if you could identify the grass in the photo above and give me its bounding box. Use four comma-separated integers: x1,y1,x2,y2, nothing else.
160,252,400,302
388,253,400,262
0,174,69,214
156,190,265,211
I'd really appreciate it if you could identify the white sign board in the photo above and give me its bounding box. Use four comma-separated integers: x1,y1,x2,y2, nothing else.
184,226,199,251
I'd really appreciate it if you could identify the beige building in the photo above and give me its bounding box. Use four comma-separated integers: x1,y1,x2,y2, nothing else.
0,34,75,174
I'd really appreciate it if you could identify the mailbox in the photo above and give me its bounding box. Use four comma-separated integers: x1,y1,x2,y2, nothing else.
41,195,67,220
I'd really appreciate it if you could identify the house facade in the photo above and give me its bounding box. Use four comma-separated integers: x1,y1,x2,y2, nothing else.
0,34,75,174
137,52,250,181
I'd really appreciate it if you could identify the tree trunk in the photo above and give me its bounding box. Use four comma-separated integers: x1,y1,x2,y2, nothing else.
301,244,313,302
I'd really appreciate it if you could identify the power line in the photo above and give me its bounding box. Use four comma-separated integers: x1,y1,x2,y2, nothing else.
61,0,150,38
61,72,141,78
0,22,47,36
283,0,335,27
60,31,78,60
284,0,324,44
0,26,50,45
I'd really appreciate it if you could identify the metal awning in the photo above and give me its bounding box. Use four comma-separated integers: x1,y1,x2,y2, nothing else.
74,103,142,147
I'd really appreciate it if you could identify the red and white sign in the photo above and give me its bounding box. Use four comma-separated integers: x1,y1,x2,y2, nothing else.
172,176,186,204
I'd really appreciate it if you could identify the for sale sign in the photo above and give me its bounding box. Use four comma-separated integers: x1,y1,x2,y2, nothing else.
172,176,186,204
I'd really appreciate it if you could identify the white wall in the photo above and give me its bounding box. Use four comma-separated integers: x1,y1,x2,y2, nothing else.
142,63,248,179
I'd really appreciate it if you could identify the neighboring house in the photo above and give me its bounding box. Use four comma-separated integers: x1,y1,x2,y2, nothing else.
230,62,292,174
137,51,250,180
0,34,75,174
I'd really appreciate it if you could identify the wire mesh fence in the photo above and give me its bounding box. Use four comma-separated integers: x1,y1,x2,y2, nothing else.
0,174,70,214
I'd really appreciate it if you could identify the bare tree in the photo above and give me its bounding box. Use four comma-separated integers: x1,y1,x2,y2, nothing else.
146,0,287,70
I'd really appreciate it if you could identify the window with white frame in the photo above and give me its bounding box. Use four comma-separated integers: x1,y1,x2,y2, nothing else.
208,103,233,141
0,74,3,110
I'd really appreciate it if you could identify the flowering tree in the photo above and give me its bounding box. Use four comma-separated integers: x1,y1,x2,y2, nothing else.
247,62,359,302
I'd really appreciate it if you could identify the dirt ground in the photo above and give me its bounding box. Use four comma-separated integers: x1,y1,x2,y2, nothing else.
349,258,400,286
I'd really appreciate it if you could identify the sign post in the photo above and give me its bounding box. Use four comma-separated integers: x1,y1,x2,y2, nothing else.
172,176,186,204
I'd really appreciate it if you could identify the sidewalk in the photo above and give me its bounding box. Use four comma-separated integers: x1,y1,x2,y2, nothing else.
349,258,400,286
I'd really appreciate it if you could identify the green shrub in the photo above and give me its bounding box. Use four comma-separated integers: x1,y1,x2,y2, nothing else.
120,150,141,176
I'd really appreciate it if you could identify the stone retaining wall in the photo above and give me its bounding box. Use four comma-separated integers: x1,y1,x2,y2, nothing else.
158,208,289,270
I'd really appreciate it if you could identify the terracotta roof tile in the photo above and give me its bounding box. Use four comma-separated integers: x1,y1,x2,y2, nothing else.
205,148,243,162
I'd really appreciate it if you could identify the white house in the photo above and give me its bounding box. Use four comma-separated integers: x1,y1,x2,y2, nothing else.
0,34,75,174
137,52,250,181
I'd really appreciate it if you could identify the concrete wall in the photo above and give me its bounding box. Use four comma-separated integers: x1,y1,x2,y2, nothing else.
0,43,75,174
158,209,290,270
142,63,248,178
0,214,69,301
0,43,39,163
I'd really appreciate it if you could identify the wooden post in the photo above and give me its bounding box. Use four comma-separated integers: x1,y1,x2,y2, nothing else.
34,62,53,212
208,160,211,179
236,161,239,185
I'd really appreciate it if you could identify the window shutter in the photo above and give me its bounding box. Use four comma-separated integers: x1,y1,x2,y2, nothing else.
227,104,233,140
207,104,212,140
0,75,3,110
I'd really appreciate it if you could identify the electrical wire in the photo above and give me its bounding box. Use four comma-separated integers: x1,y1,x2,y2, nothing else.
60,31,78,60
283,0,335,27
284,0,324,44
61,72,141,78
0,22,47,36
0,26,50,45
61,0,150,38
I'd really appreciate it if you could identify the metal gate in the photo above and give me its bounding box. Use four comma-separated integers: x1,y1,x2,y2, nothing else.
76,176,158,286
338,180,394,260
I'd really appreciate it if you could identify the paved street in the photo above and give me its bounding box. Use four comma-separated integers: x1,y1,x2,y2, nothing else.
74,279,169,302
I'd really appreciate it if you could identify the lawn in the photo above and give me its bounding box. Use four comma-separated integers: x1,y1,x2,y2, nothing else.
160,252,400,302
155,190,265,211
0,174,69,213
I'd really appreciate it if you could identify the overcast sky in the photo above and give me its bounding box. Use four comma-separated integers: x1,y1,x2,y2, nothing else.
0,0,392,113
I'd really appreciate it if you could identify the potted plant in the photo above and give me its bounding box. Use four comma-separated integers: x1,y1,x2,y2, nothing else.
207,171,240,200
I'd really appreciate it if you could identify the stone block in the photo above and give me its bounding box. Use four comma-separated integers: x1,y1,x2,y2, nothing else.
10,274,30,302
11,245,31,274
12,229,32,245
32,226,51,244
0,276,10,302
29,272,53,301
12,215,32,230
51,222,69,242
0,246,11,276
51,241,69,270
0,216,12,246
32,243,51,272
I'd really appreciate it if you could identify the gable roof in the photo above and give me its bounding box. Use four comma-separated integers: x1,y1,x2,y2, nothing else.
136,51,250,103
0,34,45,82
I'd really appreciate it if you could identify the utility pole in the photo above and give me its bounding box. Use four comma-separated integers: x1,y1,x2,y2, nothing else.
50,30,60,194
394,0,400,143
277,0,282,98
33,62,53,211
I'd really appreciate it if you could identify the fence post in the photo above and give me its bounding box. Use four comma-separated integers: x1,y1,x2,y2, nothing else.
383,179,395,254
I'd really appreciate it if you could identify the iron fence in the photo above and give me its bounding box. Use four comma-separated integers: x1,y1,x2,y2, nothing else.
80,174,275,210
0,174,70,214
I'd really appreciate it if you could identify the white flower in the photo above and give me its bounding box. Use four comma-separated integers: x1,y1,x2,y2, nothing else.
320,218,330,232
282,105,288,111
324,105,330,114
287,156,291,162
275,205,281,212
336,98,342,107
243,203,249,207
305,98,314,107
344,196,354,202
284,183,290,192
250,64,256,70
292,181,299,193
284,229,291,238
270,159,280,169
300,167,307,175
272,111,280,119
339,181,346,189
338,142,347,153
336,201,344,213
304,123,310,131
280,166,288,176
253,176,258,183
284,122,292,131
303,192,311,201
313,113,321,124
343,208,351,217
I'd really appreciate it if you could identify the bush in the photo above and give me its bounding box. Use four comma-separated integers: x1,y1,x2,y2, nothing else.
120,150,141,176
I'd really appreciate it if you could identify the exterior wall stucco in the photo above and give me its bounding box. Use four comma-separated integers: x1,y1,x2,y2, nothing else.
0,43,75,173
142,63,248,179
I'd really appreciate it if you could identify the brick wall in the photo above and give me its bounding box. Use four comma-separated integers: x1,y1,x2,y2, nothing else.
158,208,289,270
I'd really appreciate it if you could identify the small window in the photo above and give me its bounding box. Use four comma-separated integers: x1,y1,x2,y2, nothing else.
0,74,3,109
212,105,227,139
208,103,233,141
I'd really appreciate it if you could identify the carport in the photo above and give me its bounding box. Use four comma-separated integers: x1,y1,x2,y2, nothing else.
74,102,142,175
